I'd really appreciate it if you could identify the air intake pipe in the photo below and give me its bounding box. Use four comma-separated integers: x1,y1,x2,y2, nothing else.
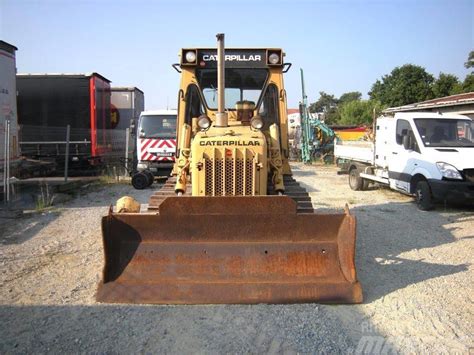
215,33,228,127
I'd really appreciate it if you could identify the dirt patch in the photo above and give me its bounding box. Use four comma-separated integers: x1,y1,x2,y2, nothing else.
1,166,473,353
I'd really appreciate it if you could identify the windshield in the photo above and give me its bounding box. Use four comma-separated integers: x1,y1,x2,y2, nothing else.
195,68,268,110
139,115,176,138
414,118,474,147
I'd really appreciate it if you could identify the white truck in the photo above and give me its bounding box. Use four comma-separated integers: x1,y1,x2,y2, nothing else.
131,110,177,189
334,112,474,210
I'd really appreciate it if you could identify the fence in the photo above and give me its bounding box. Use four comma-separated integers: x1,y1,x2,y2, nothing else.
18,124,134,177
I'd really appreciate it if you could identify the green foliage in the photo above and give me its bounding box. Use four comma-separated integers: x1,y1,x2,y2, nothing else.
308,91,338,113
464,51,474,70
339,91,362,105
339,100,382,125
308,91,340,124
462,73,474,92
432,73,461,97
368,64,434,107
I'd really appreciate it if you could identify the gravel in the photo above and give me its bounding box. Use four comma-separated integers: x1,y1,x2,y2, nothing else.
1,164,473,353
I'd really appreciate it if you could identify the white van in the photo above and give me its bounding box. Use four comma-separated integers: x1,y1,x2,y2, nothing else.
334,112,474,210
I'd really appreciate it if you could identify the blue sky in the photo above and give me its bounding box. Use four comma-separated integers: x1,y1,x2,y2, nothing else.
1,0,472,109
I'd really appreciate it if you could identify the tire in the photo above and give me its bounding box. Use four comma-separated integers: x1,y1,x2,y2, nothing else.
415,180,434,211
131,172,149,190
361,167,373,191
143,170,154,187
349,166,364,191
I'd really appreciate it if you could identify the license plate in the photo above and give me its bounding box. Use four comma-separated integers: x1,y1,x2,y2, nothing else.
155,152,174,157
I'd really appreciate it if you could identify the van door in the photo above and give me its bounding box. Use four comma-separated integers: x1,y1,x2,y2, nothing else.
388,119,420,193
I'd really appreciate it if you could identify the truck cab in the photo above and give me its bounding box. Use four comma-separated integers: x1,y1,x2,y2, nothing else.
335,112,474,210
385,112,474,208
136,109,177,174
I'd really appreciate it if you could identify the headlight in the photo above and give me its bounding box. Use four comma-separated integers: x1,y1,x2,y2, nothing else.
185,51,196,63
268,53,280,65
250,116,264,130
197,115,211,130
436,162,462,180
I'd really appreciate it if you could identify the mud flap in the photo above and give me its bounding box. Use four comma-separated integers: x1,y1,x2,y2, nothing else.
96,196,362,304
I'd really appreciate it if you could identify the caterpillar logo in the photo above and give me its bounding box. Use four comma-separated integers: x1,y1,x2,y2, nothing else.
200,140,260,146
202,54,262,62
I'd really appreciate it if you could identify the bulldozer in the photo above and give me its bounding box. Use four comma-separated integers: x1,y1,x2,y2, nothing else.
96,34,362,304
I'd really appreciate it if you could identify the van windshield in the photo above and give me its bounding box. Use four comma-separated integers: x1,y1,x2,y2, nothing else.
139,115,177,138
195,68,268,110
414,118,474,147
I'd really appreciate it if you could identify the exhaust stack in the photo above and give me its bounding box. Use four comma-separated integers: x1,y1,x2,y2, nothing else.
215,33,228,127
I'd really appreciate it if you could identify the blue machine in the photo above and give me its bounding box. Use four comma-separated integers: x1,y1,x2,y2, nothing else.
299,69,336,164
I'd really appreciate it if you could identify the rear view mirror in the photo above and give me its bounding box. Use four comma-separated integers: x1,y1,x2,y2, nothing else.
402,134,411,150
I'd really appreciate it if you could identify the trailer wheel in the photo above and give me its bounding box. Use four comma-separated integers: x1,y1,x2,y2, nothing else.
132,172,149,190
349,166,364,191
415,180,434,211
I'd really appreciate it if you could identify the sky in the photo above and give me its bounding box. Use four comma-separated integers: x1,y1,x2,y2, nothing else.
1,0,473,110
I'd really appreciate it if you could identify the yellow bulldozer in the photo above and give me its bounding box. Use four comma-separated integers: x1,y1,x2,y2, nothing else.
96,34,362,304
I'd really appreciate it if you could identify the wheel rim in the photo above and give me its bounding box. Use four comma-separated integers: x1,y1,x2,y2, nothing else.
416,188,423,204
349,171,356,187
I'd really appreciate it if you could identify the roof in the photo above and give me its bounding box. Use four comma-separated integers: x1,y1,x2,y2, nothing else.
384,92,474,113
111,86,144,93
388,112,471,120
287,108,299,115
0,40,18,54
141,110,177,116
16,72,111,83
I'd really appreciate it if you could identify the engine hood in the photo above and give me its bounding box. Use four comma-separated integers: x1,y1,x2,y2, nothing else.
423,147,474,170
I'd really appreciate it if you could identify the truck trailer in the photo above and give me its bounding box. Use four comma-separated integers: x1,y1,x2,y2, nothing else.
0,41,20,169
17,73,112,168
335,112,474,210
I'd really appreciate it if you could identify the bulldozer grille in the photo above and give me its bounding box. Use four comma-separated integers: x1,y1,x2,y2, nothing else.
204,149,256,196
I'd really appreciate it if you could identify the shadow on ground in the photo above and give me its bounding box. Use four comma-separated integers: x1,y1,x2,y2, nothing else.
351,201,471,302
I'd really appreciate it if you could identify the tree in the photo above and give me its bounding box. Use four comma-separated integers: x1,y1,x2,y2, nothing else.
308,91,338,113
432,73,461,97
339,91,362,105
462,73,474,92
464,51,474,70
308,91,340,124
339,100,382,125
368,64,434,107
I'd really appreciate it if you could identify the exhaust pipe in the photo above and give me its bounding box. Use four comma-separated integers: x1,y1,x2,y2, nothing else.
215,33,228,127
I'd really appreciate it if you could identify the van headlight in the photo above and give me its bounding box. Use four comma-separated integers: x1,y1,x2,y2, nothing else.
436,162,462,180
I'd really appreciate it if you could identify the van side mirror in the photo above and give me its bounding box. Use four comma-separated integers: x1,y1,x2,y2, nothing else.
402,134,411,150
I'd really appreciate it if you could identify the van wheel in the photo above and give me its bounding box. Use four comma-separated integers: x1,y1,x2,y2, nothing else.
415,180,434,210
349,166,364,191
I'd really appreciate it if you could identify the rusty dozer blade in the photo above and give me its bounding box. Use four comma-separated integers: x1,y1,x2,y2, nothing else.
96,196,362,304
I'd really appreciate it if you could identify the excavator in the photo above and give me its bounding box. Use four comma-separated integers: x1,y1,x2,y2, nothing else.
96,34,362,304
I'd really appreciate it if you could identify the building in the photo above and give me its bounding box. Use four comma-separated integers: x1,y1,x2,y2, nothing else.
384,92,474,119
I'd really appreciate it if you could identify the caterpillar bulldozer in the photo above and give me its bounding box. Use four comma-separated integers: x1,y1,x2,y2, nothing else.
96,34,362,304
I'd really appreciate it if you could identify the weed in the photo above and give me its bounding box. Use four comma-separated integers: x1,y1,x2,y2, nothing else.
35,182,56,211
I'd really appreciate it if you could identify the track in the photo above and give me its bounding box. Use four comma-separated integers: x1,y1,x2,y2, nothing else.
147,175,314,213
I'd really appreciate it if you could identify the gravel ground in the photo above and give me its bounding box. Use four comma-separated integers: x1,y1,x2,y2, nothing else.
0,164,473,353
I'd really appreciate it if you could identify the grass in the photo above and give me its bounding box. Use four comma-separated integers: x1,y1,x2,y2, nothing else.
35,182,56,211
